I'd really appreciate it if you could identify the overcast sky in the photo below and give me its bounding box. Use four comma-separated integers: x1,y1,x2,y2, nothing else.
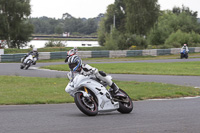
30,0,200,19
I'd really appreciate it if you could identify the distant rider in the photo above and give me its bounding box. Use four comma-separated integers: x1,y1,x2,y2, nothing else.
181,44,189,53
65,54,126,98
64,47,78,63
22,48,39,65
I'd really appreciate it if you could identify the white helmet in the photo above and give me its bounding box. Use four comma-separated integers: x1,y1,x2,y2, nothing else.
67,47,78,56
68,55,82,71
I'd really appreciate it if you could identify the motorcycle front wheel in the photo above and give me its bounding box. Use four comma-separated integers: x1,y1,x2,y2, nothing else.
25,60,32,69
117,89,133,114
74,92,98,116
20,64,24,69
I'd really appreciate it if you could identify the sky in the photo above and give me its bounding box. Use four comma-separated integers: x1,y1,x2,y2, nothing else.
30,0,200,19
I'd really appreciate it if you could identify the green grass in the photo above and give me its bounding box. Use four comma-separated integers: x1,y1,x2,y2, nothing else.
0,76,200,105
37,52,200,63
41,61,200,76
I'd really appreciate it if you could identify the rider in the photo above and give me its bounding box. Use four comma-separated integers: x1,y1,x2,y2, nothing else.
181,44,189,53
65,54,126,98
64,47,78,63
22,48,39,65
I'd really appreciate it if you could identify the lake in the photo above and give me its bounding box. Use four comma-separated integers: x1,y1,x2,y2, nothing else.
26,40,100,49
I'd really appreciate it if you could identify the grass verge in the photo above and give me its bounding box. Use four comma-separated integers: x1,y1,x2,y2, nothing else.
41,61,200,76
0,76,199,105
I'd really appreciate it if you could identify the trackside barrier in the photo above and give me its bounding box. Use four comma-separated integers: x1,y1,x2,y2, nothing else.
189,48,195,53
78,51,92,58
0,47,200,62
0,49,4,55
50,52,66,59
1,53,25,62
39,52,50,60
171,48,181,54
109,50,127,58
127,50,142,57
91,51,109,58
195,47,200,52
157,49,171,56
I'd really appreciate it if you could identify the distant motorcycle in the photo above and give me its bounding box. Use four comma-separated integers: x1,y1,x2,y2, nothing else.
20,55,35,69
66,71,133,116
180,49,188,59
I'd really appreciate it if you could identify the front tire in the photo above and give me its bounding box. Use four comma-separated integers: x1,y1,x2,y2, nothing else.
74,92,98,116
117,89,133,114
20,64,24,69
25,59,32,69
25,65,30,70
180,53,184,59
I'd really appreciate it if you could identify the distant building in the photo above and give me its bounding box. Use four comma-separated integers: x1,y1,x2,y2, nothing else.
63,32,70,37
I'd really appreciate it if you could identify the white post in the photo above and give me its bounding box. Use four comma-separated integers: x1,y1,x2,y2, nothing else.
0,49,4,55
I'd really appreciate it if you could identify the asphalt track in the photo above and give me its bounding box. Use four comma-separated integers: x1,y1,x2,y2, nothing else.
1,58,200,87
1,58,200,133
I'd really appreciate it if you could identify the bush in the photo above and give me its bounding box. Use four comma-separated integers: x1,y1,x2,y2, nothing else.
126,34,147,49
45,40,66,47
164,30,200,48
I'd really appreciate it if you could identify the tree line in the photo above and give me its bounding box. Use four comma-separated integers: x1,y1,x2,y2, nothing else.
98,0,200,50
1,0,200,49
29,13,103,35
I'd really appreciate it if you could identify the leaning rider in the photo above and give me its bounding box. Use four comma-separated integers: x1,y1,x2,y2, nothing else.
65,54,126,98
22,48,39,65
64,47,78,63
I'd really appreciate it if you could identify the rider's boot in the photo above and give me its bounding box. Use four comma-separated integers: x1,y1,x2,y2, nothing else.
110,83,127,98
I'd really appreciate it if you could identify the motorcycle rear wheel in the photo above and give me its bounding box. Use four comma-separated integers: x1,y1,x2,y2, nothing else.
117,89,133,114
74,92,98,116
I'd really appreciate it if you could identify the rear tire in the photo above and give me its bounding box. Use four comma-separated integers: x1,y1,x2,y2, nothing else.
74,92,98,116
117,89,133,114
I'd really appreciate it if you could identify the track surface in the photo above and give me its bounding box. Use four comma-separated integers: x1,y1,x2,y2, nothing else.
1,98,200,133
1,58,200,87
1,58,200,133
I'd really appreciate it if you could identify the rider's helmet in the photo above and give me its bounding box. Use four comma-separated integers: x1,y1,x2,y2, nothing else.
33,48,37,52
68,55,82,72
67,47,78,56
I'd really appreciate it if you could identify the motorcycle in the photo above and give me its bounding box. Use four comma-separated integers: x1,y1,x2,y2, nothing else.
66,71,133,116
20,54,35,69
180,49,188,59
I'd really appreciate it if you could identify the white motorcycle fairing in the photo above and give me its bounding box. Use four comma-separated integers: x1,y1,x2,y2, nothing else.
66,73,119,112
23,55,33,64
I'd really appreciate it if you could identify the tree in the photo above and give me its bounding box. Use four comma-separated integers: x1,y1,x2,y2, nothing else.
0,0,33,48
125,0,160,35
147,7,200,47
98,0,159,49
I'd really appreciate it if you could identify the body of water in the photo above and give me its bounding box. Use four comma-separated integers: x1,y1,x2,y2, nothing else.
26,40,100,49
